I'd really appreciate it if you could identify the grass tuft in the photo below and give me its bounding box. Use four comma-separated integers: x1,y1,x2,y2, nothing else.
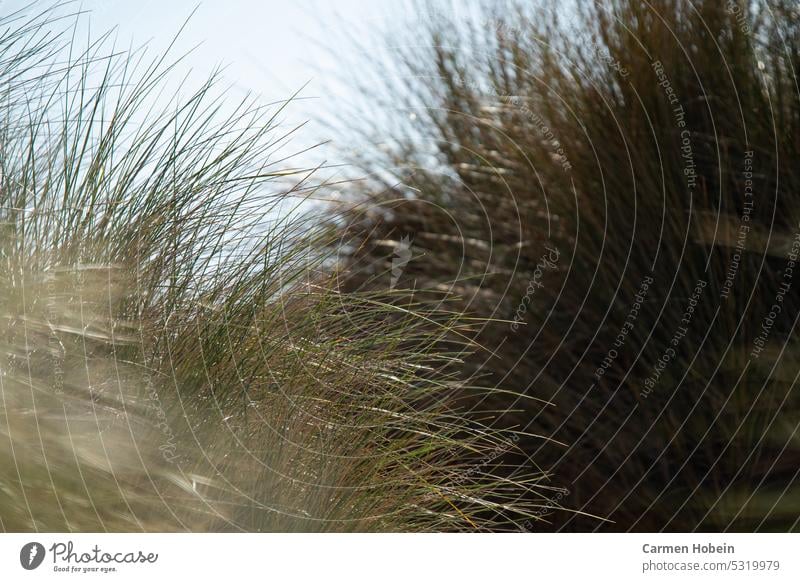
0,5,544,532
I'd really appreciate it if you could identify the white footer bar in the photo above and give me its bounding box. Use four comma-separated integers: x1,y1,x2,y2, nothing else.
1,533,797,581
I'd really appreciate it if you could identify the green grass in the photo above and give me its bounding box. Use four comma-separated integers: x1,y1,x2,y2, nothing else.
0,5,545,532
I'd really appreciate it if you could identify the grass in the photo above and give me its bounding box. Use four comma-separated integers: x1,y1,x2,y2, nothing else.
324,0,800,531
0,4,545,532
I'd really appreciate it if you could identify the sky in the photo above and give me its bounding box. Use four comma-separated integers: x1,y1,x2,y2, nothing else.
73,0,402,155
2,0,421,172
4,0,481,191
77,1,386,100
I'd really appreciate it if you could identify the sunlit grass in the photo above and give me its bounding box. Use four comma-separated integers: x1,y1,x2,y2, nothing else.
0,5,545,532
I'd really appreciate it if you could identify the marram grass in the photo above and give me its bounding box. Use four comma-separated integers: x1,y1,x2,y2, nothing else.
324,0,800,531
0,6,545,532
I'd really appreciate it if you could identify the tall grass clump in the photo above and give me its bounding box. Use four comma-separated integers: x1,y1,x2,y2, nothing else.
0,5,546,532
325,0,800,530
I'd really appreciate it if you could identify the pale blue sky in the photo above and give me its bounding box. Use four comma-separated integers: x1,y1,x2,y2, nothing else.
3,0,466,182
74,1,406,144
1,0,419,160
79,1,389,100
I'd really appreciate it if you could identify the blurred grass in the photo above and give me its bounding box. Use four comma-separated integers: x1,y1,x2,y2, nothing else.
325,0,800,530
